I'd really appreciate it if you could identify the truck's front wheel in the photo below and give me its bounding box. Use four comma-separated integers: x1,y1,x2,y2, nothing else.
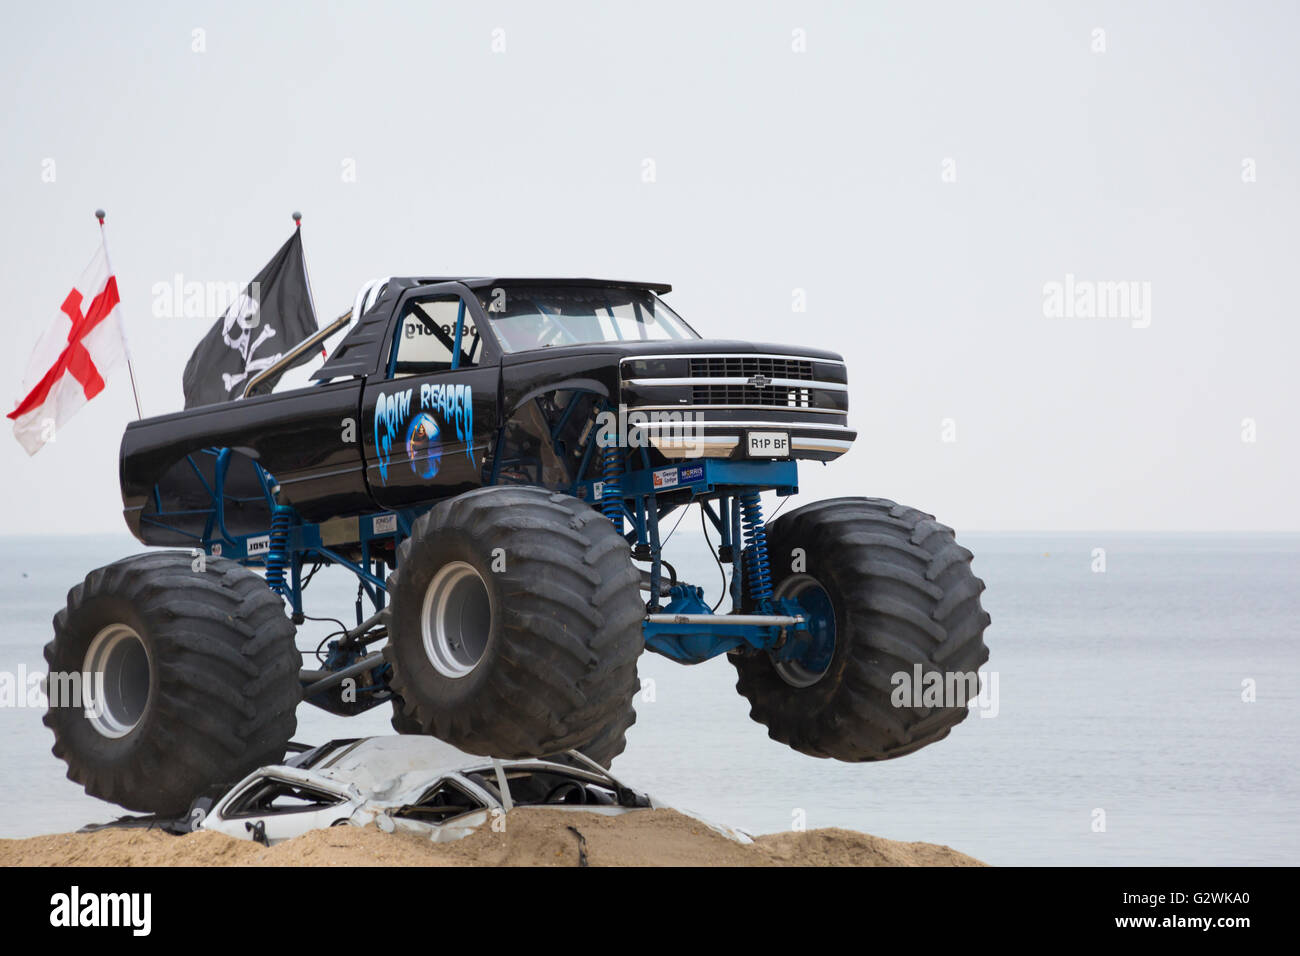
731,497,991,761
385,487,643,758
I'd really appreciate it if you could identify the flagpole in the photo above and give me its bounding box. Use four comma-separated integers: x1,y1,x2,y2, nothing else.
294,211,321,322
293,210,327,359
96,209,144,420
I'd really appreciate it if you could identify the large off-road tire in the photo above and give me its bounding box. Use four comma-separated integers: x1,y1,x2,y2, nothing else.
43,552,302,814
394,689,637,770
731,497,990,761
384,486,643,759
545,700,636,769
397,694,637,770
389,695,423,735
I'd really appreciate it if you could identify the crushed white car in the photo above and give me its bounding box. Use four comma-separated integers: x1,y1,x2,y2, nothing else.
201,735,751,846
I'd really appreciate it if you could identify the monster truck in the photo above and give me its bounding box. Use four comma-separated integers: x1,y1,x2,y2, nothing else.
45,277,991,814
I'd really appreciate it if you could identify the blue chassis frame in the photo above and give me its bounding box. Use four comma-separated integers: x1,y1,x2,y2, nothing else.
139,440,816,702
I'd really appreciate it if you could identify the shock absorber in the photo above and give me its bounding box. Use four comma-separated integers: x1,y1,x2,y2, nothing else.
601,441,623,532
265,504,294,597
739,491,772,607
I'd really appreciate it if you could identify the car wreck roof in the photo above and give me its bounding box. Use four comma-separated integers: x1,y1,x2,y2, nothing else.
288,736,496,795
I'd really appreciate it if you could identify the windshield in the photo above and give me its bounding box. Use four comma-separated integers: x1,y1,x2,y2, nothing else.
475,285,698,353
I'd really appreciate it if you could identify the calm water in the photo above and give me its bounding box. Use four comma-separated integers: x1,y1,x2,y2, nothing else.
1,531,1297,865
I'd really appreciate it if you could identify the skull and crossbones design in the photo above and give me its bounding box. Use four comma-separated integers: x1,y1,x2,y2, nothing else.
218,282,282,393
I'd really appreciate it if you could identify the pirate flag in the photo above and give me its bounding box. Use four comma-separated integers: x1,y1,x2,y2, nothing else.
181,228,318,408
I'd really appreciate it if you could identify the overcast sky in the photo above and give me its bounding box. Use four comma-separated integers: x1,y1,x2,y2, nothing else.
2,1,1296,535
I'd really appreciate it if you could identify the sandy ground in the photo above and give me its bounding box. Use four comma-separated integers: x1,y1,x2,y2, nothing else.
0,809,984,867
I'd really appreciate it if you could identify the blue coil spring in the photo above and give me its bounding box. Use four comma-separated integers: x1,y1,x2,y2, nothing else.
601,444,623,530
739,492,773,605
265,505,293,596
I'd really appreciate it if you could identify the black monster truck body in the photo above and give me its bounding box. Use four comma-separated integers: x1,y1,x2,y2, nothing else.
120,278,853,547
48,276,990,816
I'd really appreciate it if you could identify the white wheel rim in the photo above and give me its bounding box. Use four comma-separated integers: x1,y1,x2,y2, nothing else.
82,624,152,738
421,562,492,679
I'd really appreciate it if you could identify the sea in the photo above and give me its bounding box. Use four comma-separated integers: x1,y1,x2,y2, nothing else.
1,531,1297,866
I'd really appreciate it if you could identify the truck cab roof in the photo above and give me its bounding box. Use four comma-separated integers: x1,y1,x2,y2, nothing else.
399,277,671,294
313,277,675,381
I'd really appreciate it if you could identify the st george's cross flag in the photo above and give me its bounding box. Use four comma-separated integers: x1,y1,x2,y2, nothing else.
8,239,129,455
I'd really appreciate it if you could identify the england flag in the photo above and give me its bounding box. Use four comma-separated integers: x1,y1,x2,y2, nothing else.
8,239,129,455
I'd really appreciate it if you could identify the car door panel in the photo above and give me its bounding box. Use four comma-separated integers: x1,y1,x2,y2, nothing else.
361,286,500,509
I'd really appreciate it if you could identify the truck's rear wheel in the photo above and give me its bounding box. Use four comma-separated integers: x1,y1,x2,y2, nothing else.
43,552,301,814
731,497,990,761
385,486,643,758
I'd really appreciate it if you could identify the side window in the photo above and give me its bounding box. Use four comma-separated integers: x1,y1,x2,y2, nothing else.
392,296,481,376
394,777,489,823
223,777,347,816
459,308,483,366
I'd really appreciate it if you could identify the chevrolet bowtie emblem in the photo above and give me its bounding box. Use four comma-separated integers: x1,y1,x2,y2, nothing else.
748,374,772,388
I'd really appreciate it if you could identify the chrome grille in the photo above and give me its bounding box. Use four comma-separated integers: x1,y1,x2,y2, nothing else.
691,385,813,407
688,356,814,380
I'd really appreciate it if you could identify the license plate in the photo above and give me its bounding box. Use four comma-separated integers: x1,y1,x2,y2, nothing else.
746,431,790,458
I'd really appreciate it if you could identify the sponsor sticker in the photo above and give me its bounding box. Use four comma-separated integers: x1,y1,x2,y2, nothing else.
652,467,679,489
373,514,398,534
246,534,271,556
678,465,704,483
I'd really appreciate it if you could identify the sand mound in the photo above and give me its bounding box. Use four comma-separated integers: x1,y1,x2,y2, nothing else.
0,809,983,867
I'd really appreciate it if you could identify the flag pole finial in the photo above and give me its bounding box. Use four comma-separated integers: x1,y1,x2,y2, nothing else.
94,208,106,225
292,210,302,228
